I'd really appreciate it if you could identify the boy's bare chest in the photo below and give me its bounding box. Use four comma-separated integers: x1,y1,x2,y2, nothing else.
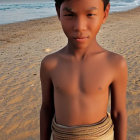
51,58,113,95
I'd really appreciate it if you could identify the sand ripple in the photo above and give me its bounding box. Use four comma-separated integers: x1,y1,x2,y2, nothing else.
0,8,140,140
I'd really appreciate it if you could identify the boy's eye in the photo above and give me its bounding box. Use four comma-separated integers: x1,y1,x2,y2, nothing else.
64,14,74,16
87,14,96,16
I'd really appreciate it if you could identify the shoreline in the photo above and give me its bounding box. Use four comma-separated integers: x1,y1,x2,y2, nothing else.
1,6,140,48
0,6,140,26
0,6,140,140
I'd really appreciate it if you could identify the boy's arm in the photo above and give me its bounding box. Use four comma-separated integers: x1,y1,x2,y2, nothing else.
40,58,55,140
110,56,128,140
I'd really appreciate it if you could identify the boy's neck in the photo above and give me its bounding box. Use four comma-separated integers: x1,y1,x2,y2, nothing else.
65,40,104,61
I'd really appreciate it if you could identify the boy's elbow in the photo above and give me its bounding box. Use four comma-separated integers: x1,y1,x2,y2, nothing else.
40,104,50,115
40,102,55,116
40,103,48,111
111,109,127,121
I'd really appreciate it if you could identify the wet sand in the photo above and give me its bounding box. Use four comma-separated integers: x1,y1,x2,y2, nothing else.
0,7,140,140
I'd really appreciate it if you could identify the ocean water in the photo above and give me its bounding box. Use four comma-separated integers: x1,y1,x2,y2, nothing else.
0,0,140,25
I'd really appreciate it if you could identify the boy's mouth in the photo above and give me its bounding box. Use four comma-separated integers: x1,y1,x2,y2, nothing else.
73,36,89,42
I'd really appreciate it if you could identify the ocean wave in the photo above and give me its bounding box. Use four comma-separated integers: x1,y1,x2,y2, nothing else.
0,2,54,11
110,0,140,12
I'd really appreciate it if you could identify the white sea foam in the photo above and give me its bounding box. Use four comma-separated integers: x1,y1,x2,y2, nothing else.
110,0,140,12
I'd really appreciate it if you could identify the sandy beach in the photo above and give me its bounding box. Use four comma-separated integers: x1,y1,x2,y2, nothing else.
0,7,140,140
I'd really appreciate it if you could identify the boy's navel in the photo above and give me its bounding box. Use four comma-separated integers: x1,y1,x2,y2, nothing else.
98,87,102,90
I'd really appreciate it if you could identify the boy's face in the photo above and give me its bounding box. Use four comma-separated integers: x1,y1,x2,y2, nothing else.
56,0,110,49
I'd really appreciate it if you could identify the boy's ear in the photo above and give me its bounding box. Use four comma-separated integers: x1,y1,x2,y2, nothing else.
103,3,110,24
55,4,60,20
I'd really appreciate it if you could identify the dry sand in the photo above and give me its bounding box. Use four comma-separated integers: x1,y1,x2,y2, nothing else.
0,7,140,140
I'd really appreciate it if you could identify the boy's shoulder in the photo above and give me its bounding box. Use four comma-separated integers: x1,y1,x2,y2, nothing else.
41,48,63,71
106,50,127,66
106,50,127,74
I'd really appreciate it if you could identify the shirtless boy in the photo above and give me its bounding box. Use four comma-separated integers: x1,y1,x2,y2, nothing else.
40,0,128,139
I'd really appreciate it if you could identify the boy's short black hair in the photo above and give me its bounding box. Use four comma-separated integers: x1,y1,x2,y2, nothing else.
55,0,110,11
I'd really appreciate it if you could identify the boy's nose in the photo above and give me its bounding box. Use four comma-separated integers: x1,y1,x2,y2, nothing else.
73,16,87,32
